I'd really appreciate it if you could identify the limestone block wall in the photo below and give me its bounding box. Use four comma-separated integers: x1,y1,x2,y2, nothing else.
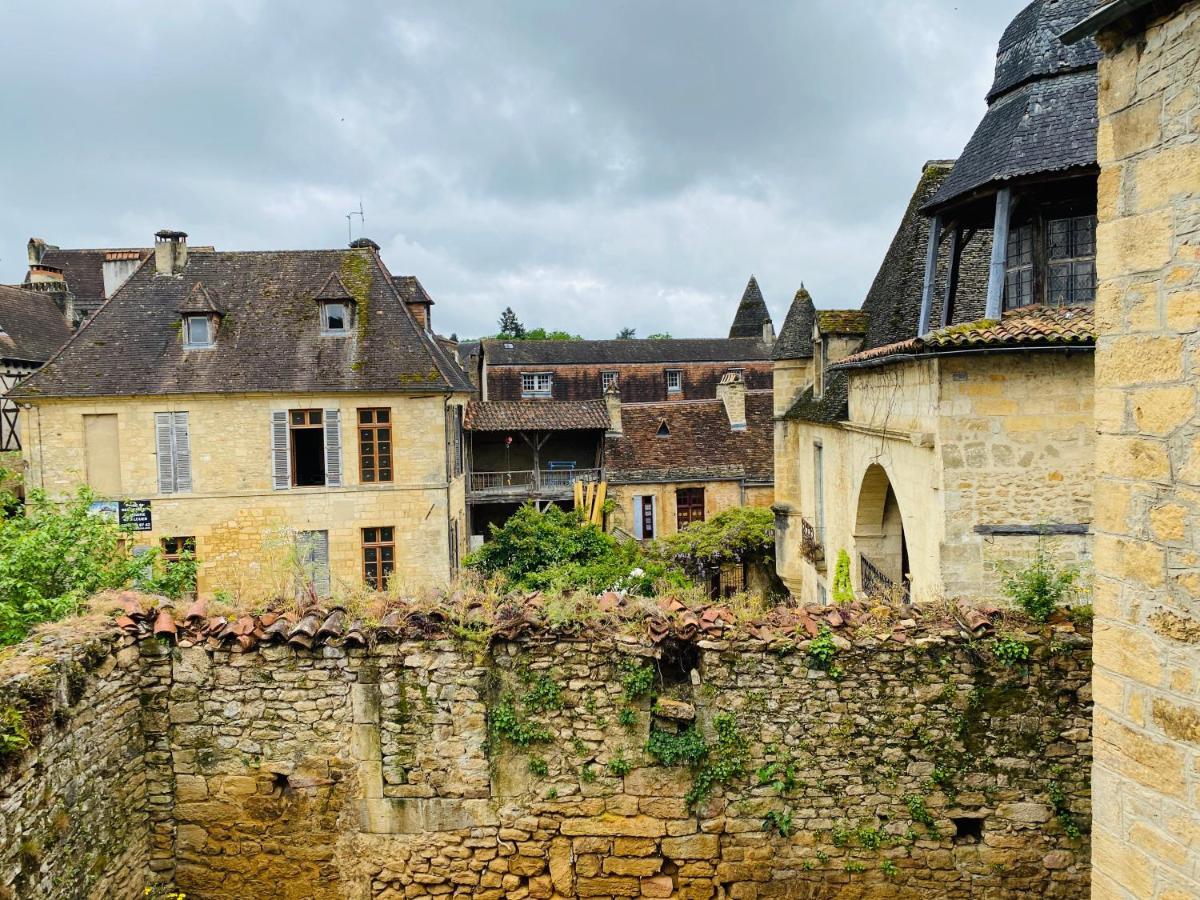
0,620,160,899
607,481,774,540
1091,4,1200,898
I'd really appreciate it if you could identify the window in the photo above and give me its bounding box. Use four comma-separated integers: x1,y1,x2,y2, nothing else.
296,530,330,597
1004,224,1036,310
601,371,618,391
814,334,826,399
321,301,350,334
656,419,670,437
665,369,682,394
272,408,342,489
83,413,121,496
289,409,326,486
1048,215,1096,306
521,372,553,397
183,315,213,348
161,536,196,563
676,488,705,528
155,412,192,494
728,367,744,377
634,496,656,540
362,526,395,590
358,408,393,483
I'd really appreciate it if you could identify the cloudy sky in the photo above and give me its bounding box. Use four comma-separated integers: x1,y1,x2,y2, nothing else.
0,1,1018,339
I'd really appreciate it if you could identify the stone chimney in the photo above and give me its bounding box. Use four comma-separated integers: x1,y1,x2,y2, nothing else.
155,230,188,275
604,381,623,435
763,320,775,344
27,237,53,266
717,372,747,431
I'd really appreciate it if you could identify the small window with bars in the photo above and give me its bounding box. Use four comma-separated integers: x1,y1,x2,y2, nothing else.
358,408,393,483
1004,224,1036,310
362,526,395,590
1047,215,1096,306
521,372,553,397
665,369,683,394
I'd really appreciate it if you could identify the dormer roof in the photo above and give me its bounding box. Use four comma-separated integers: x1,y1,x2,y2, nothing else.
176,283,224,315
314,272,355,302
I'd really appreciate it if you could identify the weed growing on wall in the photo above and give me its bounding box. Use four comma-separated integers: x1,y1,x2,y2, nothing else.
763,808,794,837
0,704,30,761
832,550,854,604
646,712,748,807
992,635,1031,666
996,538,1081,622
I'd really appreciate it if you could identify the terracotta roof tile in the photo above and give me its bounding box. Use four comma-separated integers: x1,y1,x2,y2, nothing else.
464,400,610,432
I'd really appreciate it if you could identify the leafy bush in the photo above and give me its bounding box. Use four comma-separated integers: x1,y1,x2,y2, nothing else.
465,504,685,595
832,550,854,604
654,507,776,577
0,483,149,646
138,551,198,601
992,635,1031,666
998,539,1080,622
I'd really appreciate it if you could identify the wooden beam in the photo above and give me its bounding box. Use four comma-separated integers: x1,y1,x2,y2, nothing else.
985,188,1012,320
917,214,942,336
939,226,962,328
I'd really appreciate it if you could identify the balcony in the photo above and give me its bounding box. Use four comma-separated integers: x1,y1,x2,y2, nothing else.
801,518,825,568
860,553,910,603
468,468,602,502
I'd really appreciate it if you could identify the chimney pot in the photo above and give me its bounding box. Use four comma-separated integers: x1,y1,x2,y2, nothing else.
155,230,188,275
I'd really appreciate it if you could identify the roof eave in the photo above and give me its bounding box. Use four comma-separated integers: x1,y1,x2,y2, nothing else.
1060,0,1177,43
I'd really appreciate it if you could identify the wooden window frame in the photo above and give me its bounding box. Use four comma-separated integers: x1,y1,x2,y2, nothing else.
676,487,705,528
362,526,395,590
1047,214,1097,306
358,408,393,484
161,536,196,563
521,372,553,398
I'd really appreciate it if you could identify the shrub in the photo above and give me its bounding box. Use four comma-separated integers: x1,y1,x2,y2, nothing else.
831,550,854,604
992,635,1031,666
654,507,776,577
998,539,1080,622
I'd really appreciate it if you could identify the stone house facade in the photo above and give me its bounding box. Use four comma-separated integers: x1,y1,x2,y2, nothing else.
1062,1,1200,897
11,232,473,600
774,0,1101,605
0,284,71,454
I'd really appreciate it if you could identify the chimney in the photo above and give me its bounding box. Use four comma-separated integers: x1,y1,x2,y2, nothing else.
155,230,188,275
717,372,747,431
27,237,52,266
763,320,775,344
604,381,623,435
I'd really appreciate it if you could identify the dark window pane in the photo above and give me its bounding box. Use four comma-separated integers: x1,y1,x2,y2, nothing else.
380,527,393,542
376,409,389,423
381,547,394,563
291,411,305,426
363,529,376,543
359,410,372,424
362,470,374,483
1049,219,1070,258
361,429,373,441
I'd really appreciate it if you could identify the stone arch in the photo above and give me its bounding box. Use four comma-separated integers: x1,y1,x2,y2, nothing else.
853,463,910,597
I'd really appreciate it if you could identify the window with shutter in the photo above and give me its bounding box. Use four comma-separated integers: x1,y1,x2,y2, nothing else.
296,530,331,597
324,408,343,487
271,411,290,490
155,411,192,494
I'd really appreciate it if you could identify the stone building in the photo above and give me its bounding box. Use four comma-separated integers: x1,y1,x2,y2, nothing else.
0,285,72,455
774,0,1102,605
11,231,473,600
1061,1,1200,897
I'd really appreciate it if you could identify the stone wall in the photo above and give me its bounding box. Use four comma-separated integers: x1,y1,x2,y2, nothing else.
1091,3,1200,898
0,618,160,898
607,480,774,540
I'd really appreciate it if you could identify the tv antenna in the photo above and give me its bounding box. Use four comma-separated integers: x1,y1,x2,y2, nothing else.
345,200,365,243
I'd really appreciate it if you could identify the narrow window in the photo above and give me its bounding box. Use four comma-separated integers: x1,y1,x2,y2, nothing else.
1047,215,1096,306
454,406,464,477
521,372,553,398
321,301,350,334
161,536,196,563
155,411,192,494
635,496,656,540
814,442,825,535
665,369,683,394
290,409,326,486
183,315,212,348
814,335,826,399
295,530,330,597
601,371,618,392
362,526,395,590
1004,224,1036,310
358,408,393,483
83,413,122,496
676,487,705,528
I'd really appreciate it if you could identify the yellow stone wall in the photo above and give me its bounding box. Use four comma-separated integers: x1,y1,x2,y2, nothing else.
1091,5,1200,899
20,392,470,599
607,480,772,539
771,357,812,416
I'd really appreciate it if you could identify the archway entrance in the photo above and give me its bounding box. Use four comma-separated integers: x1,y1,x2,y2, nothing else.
853,464,910,600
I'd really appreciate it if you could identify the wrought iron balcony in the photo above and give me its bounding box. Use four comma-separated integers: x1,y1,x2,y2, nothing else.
800,518,825,567
860,553,910,602
468,468,602,501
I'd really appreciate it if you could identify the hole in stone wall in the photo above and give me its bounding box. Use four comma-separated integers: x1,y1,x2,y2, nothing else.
657,638,700,687
270,772,291,796
952,816,983,844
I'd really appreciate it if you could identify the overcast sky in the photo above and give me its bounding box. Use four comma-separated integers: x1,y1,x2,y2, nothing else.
0,1,1019,339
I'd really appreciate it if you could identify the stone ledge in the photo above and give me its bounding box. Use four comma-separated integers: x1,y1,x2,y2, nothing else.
359,797,500,834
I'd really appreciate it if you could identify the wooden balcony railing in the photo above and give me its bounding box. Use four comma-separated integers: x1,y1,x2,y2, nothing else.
469,468,602,499
800,518,825,566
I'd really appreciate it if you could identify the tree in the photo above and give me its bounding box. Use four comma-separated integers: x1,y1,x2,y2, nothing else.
523,328,583,341
647,332,672,340
498,307,526,339
615,327,637,339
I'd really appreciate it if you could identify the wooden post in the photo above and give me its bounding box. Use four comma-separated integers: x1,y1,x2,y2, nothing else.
940,226,962,328
986,188,1012,320
917,214,942,335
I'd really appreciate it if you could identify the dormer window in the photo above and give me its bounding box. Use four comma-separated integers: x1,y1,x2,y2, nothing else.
321,301,351,335
183,314,214,348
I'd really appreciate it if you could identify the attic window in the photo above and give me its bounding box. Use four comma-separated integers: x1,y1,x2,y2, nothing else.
656,419,670,437
521,372,553,398
321,301,351,335
666,370,682,394
183,315,213,348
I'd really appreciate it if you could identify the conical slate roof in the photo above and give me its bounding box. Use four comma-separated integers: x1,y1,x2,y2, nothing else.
728,276,773,339
772,286,816,360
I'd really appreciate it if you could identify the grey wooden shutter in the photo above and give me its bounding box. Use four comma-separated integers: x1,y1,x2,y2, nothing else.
633,497,644,539
324,408,342,487
272,411,290,490
172,412,192,493
311,531,331,597
155,413,176,494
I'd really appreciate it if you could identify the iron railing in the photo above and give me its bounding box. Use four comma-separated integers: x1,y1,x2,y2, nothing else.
469,468,602,498
860,553,910,602
800,518,825,565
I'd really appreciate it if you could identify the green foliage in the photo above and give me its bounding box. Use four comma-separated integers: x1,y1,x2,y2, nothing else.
0,705,30,759
843,861,865,874
618,707,638,730
763,808,794,837
998,539,1080,622
522,672,564,714
137,551,198,600
646,726,707,767
856,827,883,850
831,823,851,847
880,859,899,877
654,507,776,577
465,504,684,595
686,713,748,807
528,756,548,776
497,307,526,339
521,327,583,341
1067,604,1093,626
0,483,150,646
992,635,1031,666
1049,768,1083,840
607,751,632,777
622,661,656,701
488,694,552,748
832,549,854,604
905,794,940,838
615,327,637,339
646,333,672,340
807,626,838,671
579,763,597,784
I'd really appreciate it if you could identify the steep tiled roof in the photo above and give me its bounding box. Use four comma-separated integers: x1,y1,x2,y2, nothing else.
482,337,771,366
782,370,849,425
392,275,435,307
817,310,868,335
12,249,473,399
831,306,1095,369
0,285,72,364
728,276,773,339
772,287,816,360
606,392,773,484
35,247,151,305
464,400,609,432
924,0,1101,213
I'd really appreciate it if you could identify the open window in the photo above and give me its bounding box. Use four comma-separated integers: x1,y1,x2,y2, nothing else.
290,409,326,486
320,301,351,335
272,409,342,490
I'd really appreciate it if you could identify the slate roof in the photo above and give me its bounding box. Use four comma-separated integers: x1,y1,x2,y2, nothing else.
35,247,151,306
392,275,435,307
772,287,816,360
463,400,609,432
728,276,773,339
782,370,849,425
482,337,772,366
605,392,773,484
0,285,72,365
12,249,473,399
831,305,1095,369
924,0,1102,213
818,310,868,335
